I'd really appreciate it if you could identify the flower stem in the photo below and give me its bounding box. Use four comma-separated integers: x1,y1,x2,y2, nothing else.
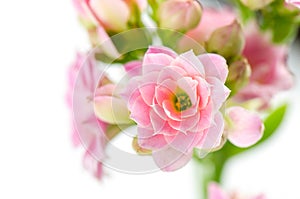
193,151,227,199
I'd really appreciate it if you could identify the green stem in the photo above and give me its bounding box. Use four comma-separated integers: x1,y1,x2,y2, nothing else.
193,151,228,199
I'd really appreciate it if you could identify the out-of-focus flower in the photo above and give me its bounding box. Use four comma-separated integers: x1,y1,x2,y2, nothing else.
157,0,202,32
225,106,264,148
285,0,300,9
235,22,294,108
240,0,274,10
206,20,245,59
74,0,146,33
67,52,107,180
124,46,230,171
208,182,267,199
67,52,126,179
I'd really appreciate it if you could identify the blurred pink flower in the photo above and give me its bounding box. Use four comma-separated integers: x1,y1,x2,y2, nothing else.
208,183,267,199
67,52,109,180
235,23,294,108
286,0,300,8
124,46,230,171
225,106,264,148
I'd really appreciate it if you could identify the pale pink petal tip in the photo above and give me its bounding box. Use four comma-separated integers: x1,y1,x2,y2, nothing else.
226,106,264,148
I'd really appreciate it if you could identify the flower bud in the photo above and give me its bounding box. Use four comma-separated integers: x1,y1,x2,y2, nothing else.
157,0,202,32
89,0,130,32
226,57,251,95
94,84,133,124
207,21,245,59
240,0,275,10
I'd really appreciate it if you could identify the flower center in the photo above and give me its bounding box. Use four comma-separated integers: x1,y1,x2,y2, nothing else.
173,91,192,112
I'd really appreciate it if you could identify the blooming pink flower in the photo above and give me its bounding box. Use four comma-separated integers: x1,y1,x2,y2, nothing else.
235,23,293,108
208,183,267,199
286,0,300,8
67,52,109,180
124,46,230,171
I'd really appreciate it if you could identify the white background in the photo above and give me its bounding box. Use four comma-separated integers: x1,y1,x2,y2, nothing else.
0,1,299,198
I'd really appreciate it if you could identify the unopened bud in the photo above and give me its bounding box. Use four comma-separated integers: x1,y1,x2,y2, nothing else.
157,0,202,32
226,57,251,95
207,21,245,60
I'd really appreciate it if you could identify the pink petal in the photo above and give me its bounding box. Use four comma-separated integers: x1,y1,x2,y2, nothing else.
152,146,192,171
150,110,179,136
190,101,213,132
168,112,200,132
167,132,202,153
157,65,187,83
124,61,142,77
130,95,151,127
146,46,178,58
143,53,174,73
196,112,224,152
138,127,168,150
171,50,205,76
83,150,103,180
208,183,230,199
226,106,264,148
199,53,228,83
195,76,211,109
206,77,230,111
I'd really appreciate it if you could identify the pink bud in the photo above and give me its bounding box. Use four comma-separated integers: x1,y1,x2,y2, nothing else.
207,21,245,59
157,0,202,32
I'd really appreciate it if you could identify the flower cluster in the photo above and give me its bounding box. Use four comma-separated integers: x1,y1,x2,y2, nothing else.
67,0,299,197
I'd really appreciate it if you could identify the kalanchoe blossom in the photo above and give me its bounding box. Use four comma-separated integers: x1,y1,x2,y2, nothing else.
286,0,300,8
124,46,230,171
67,52,107,180
208,183,267,199
235,22,294,109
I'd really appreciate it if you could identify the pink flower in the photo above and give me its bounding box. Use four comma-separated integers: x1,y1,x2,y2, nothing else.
66,52,110,180
225,107,264,148
208,183,267,199
286,0,300,8
124,46,230,171
235,23,293,108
